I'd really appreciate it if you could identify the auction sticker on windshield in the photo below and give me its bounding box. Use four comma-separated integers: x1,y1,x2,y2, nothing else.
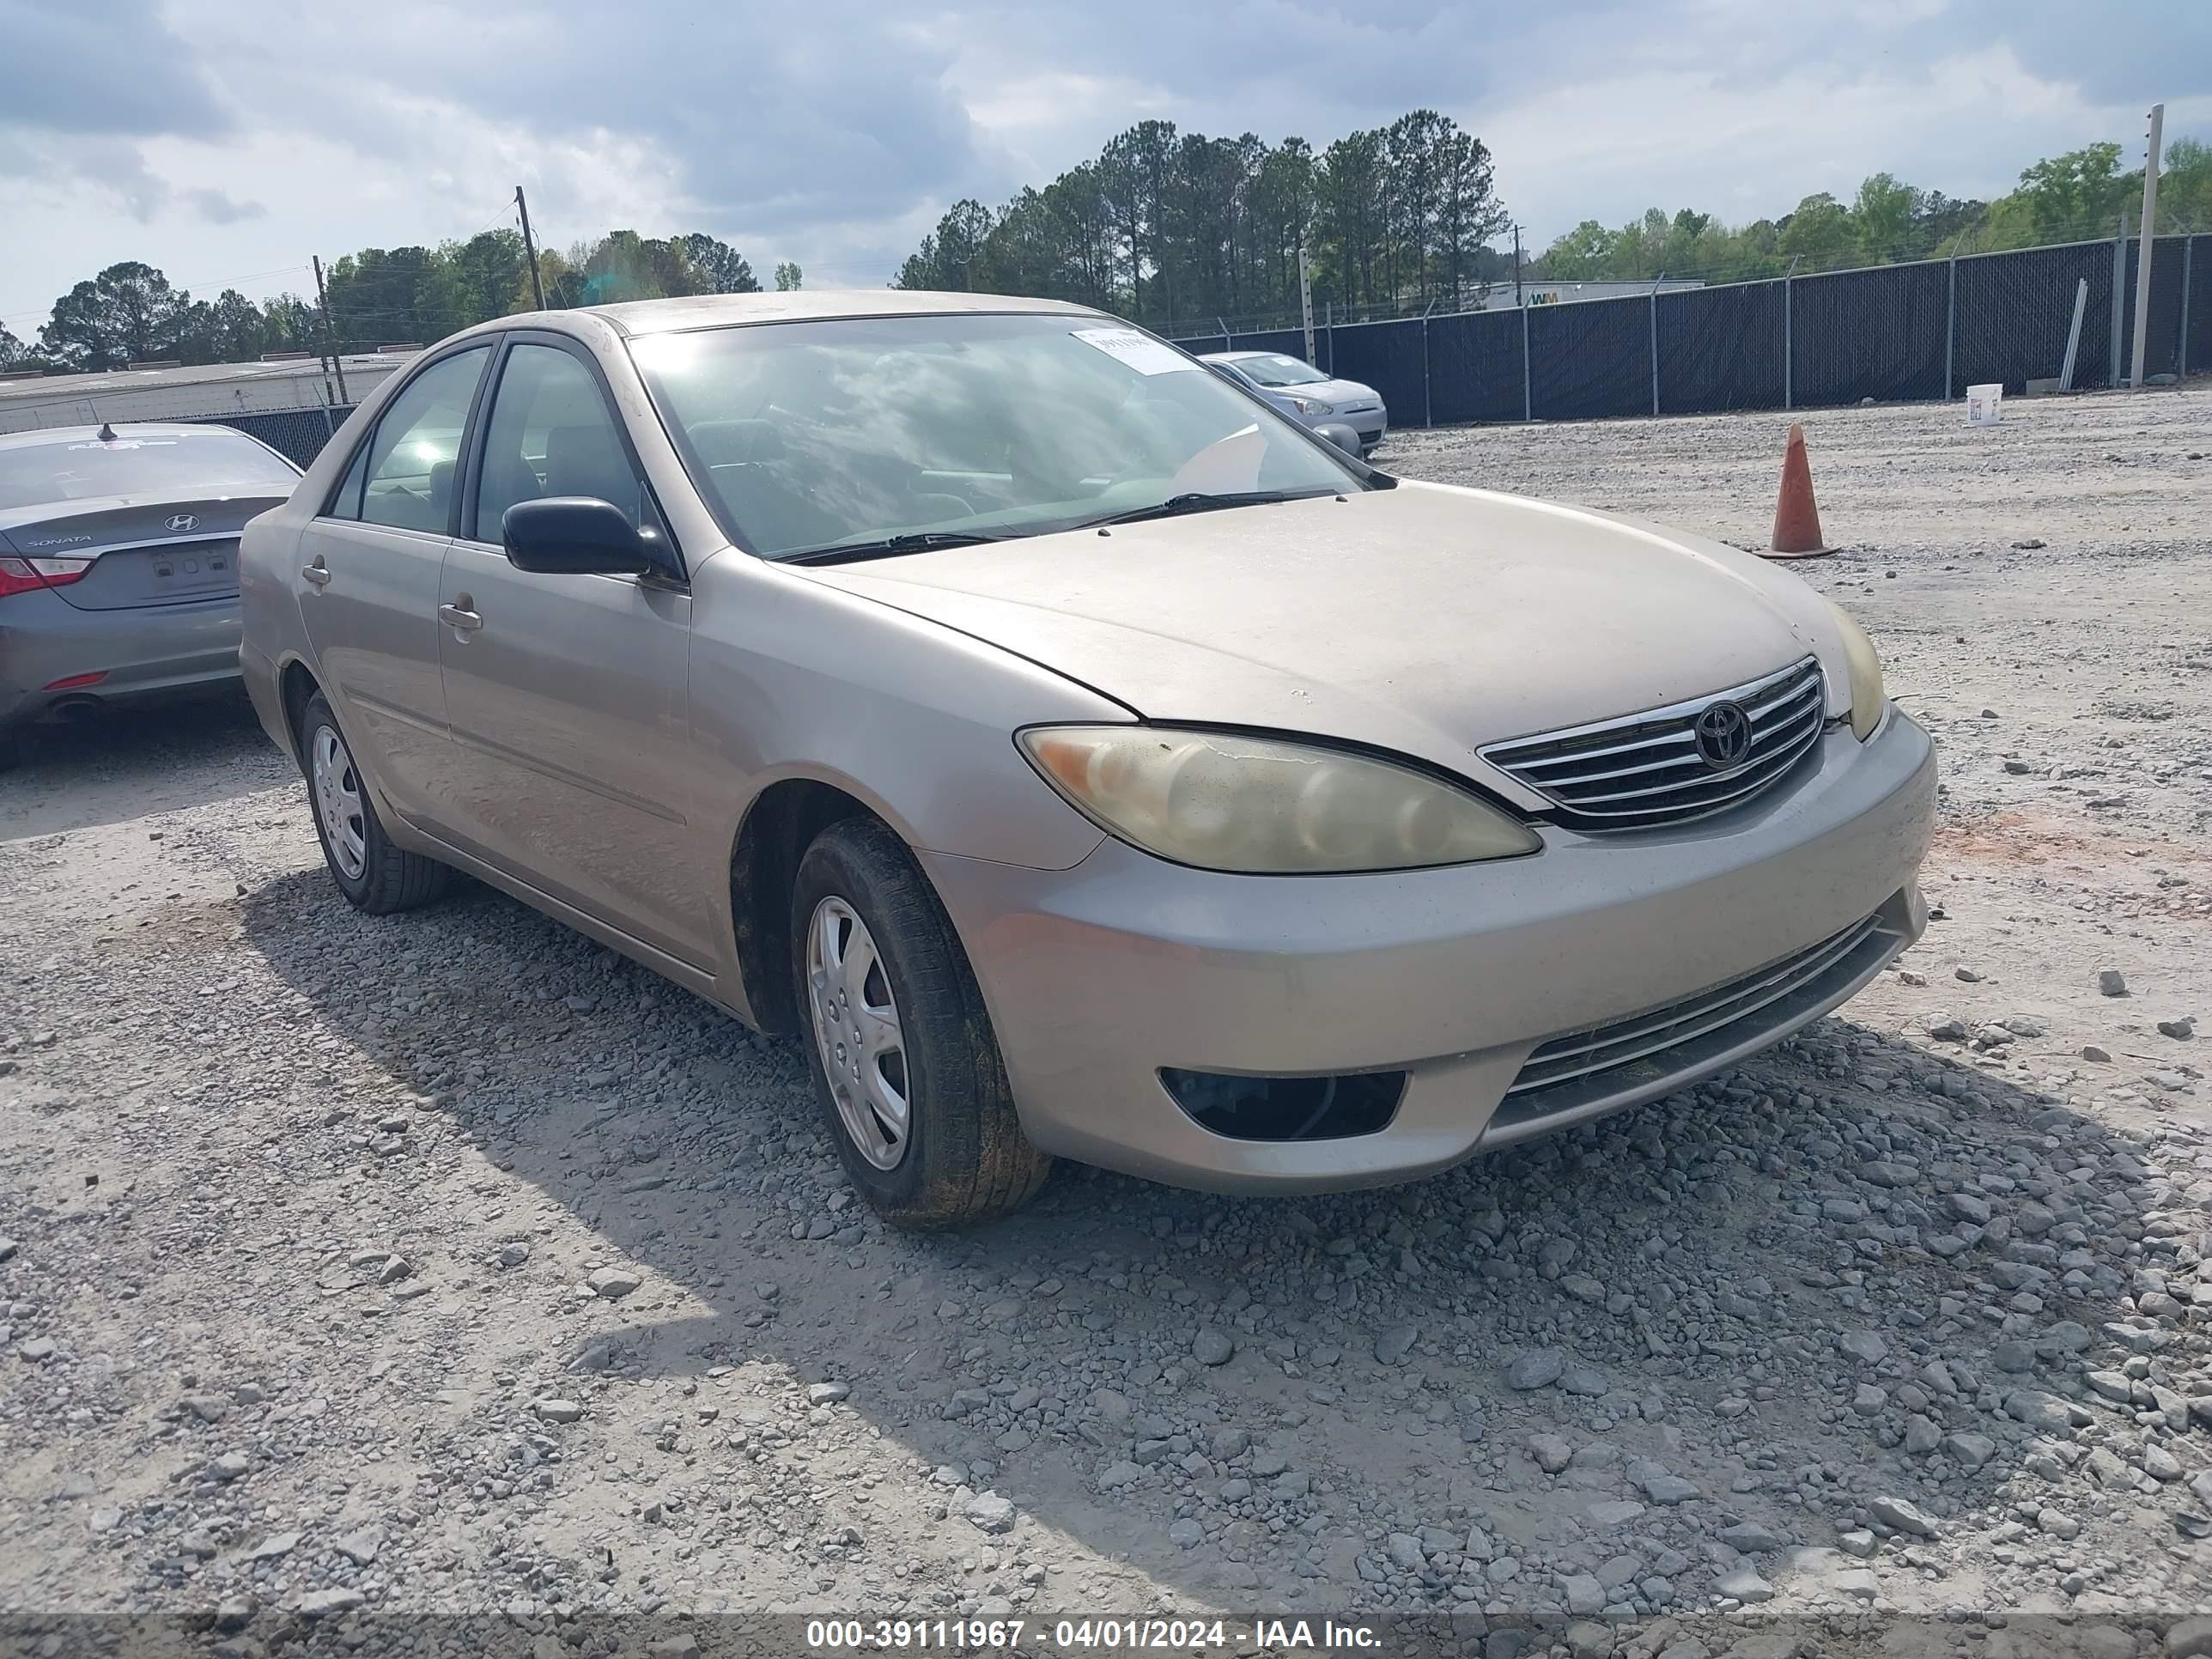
1071,326,1196,374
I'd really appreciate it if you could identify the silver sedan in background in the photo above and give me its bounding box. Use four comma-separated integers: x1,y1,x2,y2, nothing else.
0,422,301,769
1200,349,1388,455
240,291,1932,1228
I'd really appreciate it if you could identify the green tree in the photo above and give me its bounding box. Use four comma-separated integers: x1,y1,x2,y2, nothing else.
2007,142,2132,240
774,261,803,292
2160,137,2212,231
678,233,762,294
37,262,193,369
1778,192,1856,269
0,323,25,366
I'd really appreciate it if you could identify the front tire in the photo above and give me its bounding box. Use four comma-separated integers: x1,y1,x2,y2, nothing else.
791,817,1051,1228
299,690,450,915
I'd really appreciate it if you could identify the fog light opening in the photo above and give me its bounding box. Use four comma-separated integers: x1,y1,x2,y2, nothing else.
1160,1067,1405,1142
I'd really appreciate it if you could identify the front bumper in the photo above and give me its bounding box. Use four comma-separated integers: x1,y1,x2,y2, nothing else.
0,589,242,732
926,712,1936,1194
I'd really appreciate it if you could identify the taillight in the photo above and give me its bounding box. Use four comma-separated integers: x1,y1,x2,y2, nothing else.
0,555,92,599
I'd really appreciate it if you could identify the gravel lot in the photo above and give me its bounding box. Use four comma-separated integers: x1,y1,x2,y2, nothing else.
4,383,2210,1654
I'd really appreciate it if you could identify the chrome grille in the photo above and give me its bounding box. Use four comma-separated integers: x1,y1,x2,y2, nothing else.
1480,656,1826,830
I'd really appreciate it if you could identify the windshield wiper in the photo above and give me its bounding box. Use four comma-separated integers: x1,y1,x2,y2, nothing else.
1069,488,1336,530
781,530,1012,566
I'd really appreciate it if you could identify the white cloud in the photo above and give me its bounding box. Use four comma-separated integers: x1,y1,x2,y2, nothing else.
0,0,2203,333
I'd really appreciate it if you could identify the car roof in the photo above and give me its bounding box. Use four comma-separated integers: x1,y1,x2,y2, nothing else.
0,422,247,453
527,289,1106,339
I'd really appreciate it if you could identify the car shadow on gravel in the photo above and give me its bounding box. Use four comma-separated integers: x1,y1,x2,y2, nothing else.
238,864,2192,1617
1,693,285,839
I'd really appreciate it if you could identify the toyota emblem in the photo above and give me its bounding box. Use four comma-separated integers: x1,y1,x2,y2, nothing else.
165,514,199,532
1692,700,1753,769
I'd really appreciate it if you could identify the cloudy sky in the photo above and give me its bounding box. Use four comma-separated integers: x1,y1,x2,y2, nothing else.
2,0,2205,337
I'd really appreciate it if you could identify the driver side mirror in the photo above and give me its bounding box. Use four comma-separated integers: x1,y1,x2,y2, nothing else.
502,496,669,577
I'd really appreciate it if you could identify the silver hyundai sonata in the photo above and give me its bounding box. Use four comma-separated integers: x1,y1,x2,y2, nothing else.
239,291,1934,1227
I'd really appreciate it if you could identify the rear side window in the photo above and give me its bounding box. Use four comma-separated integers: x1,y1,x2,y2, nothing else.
0,428,298,511
356,347,490,534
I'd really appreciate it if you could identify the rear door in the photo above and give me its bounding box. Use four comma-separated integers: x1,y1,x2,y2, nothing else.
295,343,493,822
435,333,706,966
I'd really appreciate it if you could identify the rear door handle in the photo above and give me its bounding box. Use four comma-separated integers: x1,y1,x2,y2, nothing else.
301,557,331,586
438,601,483,633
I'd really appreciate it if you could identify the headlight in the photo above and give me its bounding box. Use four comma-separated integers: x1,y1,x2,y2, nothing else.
1291,396,1335,415
1018,726,1540,873
1824,597,1886,740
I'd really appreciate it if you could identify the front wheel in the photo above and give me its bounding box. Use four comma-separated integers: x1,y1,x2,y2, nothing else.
791,817,1051,1228
299,690,450,914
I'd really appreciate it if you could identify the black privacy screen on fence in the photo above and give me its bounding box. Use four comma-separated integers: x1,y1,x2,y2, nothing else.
186,407,356,467
1428,309,1525,424
1789,260,1948,406
1528,295,1650,421
1171,232,2204,434
1658,283,1786,413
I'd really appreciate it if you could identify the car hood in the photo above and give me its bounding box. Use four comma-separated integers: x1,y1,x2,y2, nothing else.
1307,378,1382,410
801,480,1846,802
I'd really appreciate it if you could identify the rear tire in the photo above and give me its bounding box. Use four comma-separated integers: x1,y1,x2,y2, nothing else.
299,691,450,914
791,817,1051,1228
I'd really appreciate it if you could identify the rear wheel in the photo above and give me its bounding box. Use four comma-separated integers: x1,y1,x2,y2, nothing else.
791,817,1051,1227
299,690,449,914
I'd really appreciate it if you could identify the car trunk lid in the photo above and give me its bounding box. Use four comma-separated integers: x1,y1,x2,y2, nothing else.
0,493,289,611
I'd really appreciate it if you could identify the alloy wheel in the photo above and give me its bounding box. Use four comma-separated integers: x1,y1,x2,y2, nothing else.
311,725,368,882
805,896,910,1170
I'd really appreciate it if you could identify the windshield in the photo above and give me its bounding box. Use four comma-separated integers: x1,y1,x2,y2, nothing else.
0,428,298,512
1233,354,1329,388
629,313,1362,559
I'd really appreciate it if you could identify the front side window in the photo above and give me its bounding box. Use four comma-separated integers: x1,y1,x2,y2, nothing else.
629,313,1362,560
1234,354,1328,388
358,346,490,534
472,343,642,541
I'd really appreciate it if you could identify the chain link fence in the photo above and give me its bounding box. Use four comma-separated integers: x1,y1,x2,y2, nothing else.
180,404,358,467
1175,232,2210,428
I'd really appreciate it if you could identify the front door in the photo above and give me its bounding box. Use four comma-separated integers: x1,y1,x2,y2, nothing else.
295,343,492,821
435,337,708,968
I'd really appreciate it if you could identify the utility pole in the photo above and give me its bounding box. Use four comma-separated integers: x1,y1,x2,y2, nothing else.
1297,236,1316,368
311,255,349,405
2129,103,2163,392
516,185,548,311
1512,223,1522,307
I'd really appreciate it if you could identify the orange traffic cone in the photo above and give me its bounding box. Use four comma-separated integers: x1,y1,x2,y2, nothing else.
1764,422,1832,559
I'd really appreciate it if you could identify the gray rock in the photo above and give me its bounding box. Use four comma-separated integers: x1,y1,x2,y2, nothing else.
335,1530,381,1565
2081,1044,2112,1062
2098,969,2128,997
806,1381,850,1405
1857,1160,1916,1188
1560,1364,1609,1397
1714,1565,1774,1603
1507,1348,1565,1389
1838,1330,1887,1364
1640,1474,1699,1506
1942,1431,1996,1468
1168,1518,1202,1550
1904,1414,1942,1455
1837,1568,1880,1602
2158,1016,2196,1040
2169,1614,2212,1658
247,1532,300,1560
2003,1389,2075,1432
1838,1528,1878,1558
1097,1461,1143,1492
1991,1340,2036,1373
963,1492,1017,1534
1717,1521,1787,1553
19,1337,56,1362
1562,1573,1606,1615
298,1589,366,1620
586,1267,641,1299
1371,1324,1418,1366
1192,1328,1236,1367
1386,1532,1425,1571
209,1452,250,1483
1527,1432,1574,1474
1868,1494,1939,1537
532,1397,583,1423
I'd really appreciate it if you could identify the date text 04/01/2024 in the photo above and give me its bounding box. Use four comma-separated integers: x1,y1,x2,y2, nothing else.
804,1618,1386,1650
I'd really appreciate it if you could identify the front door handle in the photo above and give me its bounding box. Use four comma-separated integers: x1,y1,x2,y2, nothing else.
301,556,331,586
438,601,483,633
